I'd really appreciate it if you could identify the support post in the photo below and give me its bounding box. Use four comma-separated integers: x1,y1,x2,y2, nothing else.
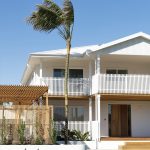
44,92,49,144
97,94,101,140
46,92,49,107
97,55,101,74
89,61,92,95
39,63,43,85
89,97,92,139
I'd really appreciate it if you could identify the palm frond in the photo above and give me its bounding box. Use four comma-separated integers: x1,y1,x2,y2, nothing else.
63,0,74,26
27,0,63,32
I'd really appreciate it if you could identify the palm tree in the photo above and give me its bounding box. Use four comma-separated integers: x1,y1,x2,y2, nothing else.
27,0,74,144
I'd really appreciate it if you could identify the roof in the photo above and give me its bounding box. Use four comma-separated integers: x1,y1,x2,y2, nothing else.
0,85,48,105
31,45,100,57
30,32,150,57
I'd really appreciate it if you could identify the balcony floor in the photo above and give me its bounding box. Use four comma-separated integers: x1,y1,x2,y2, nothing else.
43,94,89,100
100,94,150,101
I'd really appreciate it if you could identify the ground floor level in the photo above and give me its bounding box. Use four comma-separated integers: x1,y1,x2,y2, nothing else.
47,94,150,140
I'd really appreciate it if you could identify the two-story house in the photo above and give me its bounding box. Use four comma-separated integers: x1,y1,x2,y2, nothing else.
21,32,150,140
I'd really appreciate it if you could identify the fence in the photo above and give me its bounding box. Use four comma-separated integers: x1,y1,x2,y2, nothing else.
0,105,53,144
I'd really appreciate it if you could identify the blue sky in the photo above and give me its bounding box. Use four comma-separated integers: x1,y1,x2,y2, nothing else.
1,0,150,84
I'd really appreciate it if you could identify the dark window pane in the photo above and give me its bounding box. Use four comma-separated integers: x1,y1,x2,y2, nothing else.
69,69,83,78
118,70,128,74
54,107,84,121
54,107,65,121
53,69,65,77
106,69,117,74
53,69,83,78
69,107,84,121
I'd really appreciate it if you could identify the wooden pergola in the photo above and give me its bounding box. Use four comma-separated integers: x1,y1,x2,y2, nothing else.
0,85,48,105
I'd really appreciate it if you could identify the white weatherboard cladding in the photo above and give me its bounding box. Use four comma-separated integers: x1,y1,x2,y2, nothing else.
101,101,150,137
101,55,150,74
98,38,150,56
42,59,89,78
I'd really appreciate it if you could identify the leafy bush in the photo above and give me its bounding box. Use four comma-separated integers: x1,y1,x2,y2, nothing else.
48,120,57,144
1,116,7,144
35,122,44,145
73,130,90,141
18,121,26,144
61,128,90,141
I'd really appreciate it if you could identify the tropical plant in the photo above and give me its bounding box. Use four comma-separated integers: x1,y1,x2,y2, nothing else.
7,124,13,144
35,121,44,145
48,120,57,144
18,121,26,144
73,130,90,141
61,129,90,141
1,116,7,144
27,0,74,144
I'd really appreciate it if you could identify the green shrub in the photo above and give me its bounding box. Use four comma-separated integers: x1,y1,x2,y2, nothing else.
48,120,57,144
18,121,26,144
61,128,90,141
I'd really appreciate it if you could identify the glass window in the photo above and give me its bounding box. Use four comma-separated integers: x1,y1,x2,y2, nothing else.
106,69,117,74
54,107,65,121
53,69,65,77
54,106,84,121
69,69,83,78
106,69,128,74
69,107,84,121
53,69,83,78
118,70,128,74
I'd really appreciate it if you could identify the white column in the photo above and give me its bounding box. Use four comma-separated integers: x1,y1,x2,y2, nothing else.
95,94,101,139
89,61,92,95
95,59,97,74
95,95,98,121
97,54,101,74
89,97,92,139
39,63,43,85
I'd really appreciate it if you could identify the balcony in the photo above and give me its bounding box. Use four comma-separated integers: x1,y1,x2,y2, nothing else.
92,74,150,95
40,77,89,96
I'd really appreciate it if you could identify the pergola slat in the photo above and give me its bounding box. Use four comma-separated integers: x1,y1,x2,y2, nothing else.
0,85,48,105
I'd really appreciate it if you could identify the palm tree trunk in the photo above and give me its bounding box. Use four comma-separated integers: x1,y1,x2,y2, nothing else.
64,39,71,144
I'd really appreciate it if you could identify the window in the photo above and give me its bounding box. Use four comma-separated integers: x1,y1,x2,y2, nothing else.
54,106,84,121
54,107,65,121
69,69,83,78
106,69,128,74
106,69,128,82
53,69,65,77
53,69,83,78
69,107,84,121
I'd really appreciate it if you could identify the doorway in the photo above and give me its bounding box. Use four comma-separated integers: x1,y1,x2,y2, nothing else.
108,104,131,137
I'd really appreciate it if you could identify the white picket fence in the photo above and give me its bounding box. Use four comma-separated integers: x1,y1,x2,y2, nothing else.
41,77,89,96
92,74,150,94
54,121,90,135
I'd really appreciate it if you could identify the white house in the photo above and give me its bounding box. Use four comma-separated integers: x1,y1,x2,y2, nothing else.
21,32,150,140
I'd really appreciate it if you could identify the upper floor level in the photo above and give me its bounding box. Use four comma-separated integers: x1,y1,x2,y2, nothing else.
21,32,150,96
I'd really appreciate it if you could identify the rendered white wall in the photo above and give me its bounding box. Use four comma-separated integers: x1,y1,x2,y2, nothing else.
101,101,150,137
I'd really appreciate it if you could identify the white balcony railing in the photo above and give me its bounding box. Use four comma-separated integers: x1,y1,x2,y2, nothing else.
55,121,90,135
92,74,150,94
41,77,89,96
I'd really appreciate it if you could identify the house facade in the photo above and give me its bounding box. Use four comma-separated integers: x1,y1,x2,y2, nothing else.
21,32,150,140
